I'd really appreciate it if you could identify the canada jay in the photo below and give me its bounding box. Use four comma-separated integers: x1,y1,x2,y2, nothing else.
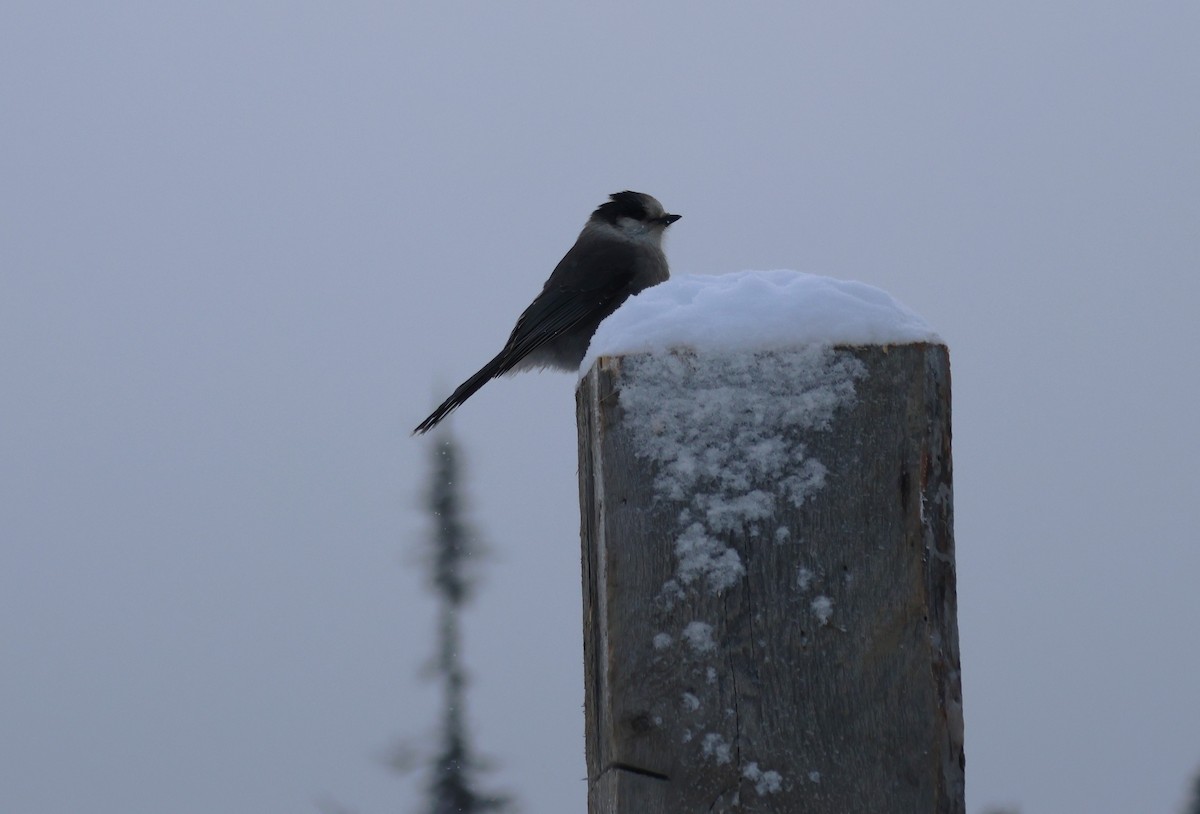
413,191,680,434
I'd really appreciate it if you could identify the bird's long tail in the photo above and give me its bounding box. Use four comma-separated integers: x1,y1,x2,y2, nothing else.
412,352,508,435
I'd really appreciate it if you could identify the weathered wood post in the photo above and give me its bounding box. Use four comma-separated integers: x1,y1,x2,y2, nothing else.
577,343,963,813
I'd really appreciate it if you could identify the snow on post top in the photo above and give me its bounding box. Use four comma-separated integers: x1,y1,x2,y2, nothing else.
581,269,941,373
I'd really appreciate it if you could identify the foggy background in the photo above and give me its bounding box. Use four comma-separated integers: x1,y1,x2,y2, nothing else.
3,2,1198,813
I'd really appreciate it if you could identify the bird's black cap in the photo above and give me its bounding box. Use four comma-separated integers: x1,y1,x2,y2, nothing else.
591,191,652,225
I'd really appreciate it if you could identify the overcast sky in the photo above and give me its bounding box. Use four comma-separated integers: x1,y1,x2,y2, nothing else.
3,2,1198,813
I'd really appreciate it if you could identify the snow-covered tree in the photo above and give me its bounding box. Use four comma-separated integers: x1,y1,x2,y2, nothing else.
417,433,511,814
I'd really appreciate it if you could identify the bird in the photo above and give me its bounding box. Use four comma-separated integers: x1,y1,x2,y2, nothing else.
413,191,680,435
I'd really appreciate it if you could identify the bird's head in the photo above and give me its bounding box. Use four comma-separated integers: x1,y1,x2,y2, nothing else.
590,191,681,243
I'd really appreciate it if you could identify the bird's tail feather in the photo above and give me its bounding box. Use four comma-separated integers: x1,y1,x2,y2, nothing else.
412,352,508,435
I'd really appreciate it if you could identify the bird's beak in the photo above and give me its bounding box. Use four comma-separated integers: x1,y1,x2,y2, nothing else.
661,213,682,226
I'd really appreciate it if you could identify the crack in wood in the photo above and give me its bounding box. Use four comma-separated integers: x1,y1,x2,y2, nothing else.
724,590,743,770
600,762,670,782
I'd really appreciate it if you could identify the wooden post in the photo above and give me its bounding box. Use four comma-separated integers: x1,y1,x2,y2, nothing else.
576,344,963,813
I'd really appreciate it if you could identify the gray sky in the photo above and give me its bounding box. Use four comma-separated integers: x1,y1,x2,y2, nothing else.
2,2,1198,813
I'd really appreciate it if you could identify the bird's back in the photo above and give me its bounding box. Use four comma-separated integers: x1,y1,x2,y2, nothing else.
515,229,669,370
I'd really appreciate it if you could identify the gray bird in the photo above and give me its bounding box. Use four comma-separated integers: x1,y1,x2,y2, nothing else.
414,191,680,434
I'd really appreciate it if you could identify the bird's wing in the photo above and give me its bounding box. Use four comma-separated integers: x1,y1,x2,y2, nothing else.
496,240,640,371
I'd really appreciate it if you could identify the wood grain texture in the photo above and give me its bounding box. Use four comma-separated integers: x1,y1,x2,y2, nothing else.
576,345,963,813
